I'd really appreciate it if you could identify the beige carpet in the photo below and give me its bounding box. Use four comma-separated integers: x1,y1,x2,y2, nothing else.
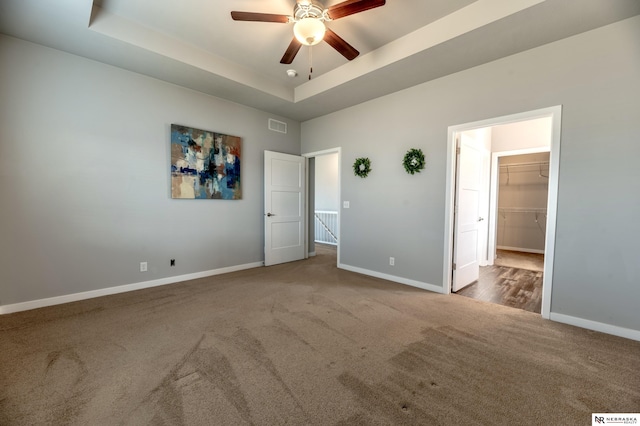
1,246,639,425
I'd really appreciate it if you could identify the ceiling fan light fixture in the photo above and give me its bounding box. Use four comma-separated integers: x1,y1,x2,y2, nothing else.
293,18,326,46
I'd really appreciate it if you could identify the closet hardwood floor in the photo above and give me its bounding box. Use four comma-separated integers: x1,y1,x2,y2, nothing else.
455,265,543,314
494,249,544,272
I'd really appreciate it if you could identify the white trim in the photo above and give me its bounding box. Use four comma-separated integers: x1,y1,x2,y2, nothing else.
444,105,562,321
339,263,445,294
302,148,341,158
302,147,342,268
496,246,545,254
0,261,263,315
314,241,338,246
550,313,640,342
492,147,550,156
308,251,317,257
304,156,310,260
444,131,458,293
541,110,562,319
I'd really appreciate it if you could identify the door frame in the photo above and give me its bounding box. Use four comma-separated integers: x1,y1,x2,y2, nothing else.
302,147,342,267
443,106,562,319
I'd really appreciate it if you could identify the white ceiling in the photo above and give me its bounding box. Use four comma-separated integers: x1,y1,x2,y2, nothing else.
1,0,639,121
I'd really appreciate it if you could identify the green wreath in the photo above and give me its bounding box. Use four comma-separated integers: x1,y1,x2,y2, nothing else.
403,148,426,175
353,157,371,178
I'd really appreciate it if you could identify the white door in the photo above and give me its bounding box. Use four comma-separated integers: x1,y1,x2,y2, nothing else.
264,151,306,266
452,134,484,292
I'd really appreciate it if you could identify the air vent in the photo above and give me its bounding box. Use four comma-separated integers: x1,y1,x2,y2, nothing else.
268,118,287,134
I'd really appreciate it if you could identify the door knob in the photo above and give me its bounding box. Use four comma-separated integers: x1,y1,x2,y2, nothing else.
478,217,484,221
266,212,275,217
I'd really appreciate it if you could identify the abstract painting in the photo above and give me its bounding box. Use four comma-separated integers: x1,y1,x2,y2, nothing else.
170,124,241,199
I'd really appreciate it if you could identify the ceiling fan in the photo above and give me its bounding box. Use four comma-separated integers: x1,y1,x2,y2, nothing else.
231,0,386,65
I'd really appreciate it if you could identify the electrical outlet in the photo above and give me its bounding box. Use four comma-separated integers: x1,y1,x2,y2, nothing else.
389,257,395,266
140,262,148,272
170,259,175,267
343,201,350,209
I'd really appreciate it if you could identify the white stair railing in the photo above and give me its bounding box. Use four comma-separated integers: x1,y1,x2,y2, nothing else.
314,211,338,245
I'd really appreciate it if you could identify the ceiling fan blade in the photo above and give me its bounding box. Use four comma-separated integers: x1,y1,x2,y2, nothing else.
326,0,385,20
280,37,303,64
324,28,359,61
230,11,290,23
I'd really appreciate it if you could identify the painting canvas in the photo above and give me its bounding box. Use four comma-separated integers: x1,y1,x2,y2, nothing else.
170,124,241,199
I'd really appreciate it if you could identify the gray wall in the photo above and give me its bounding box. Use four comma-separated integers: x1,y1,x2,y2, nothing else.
302,16,640,331
0,35,300,306
314,153,339,212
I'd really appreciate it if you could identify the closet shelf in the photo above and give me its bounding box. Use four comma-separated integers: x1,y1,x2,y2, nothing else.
499,161,549,168
499,207,547,213
500,160,549,181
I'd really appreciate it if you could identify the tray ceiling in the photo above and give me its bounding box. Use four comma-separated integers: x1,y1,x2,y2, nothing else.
1,0,639,121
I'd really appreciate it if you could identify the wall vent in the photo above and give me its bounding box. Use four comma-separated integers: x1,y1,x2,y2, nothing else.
268,118,287,134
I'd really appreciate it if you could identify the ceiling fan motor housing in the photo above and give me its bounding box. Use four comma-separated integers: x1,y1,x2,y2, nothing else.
294,1,329,21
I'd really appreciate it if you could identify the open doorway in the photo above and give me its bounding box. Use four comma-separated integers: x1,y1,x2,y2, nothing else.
303,148,341,265
444,106,561,319
457,150,550,313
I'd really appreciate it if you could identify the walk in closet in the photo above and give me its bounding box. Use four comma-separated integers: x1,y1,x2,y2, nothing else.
497,152,550,254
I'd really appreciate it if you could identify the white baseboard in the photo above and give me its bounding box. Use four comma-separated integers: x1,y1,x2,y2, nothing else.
497,246,545,254
550,312,640,342
338,263,445,294
0,261,264,315
308,251,317,257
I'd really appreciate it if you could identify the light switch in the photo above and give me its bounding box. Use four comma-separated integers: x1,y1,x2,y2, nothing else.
343,201,350,209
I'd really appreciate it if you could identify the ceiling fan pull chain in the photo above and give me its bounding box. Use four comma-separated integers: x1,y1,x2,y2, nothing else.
308,46,313,80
